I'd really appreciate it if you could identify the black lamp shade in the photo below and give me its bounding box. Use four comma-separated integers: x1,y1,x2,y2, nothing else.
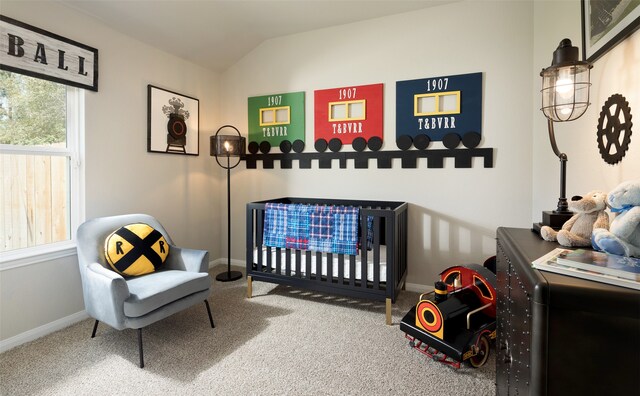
211,134,246,157
540,39,592,122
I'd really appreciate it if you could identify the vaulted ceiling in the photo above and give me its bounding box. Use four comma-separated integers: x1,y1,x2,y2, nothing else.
59,0,456,72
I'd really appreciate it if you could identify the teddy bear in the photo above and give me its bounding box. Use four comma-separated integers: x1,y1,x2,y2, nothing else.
540,191,609,247
591,178,640,258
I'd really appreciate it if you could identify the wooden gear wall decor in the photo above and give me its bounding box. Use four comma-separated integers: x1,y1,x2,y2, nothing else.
596,94,633,165
244,73,494,169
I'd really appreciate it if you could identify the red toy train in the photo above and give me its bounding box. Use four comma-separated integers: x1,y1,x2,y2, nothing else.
400,262,497,368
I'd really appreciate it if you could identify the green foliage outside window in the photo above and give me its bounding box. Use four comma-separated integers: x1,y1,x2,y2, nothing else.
0,71,67,146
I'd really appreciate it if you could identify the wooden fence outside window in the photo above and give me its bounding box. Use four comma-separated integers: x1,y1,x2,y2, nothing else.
0,153,69,252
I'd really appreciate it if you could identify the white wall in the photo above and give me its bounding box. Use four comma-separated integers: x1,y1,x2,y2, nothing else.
220,0,535,285
532,1,640,218
0,1,222,344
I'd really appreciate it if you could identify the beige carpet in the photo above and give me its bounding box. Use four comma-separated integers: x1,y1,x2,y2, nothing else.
0,266,496,395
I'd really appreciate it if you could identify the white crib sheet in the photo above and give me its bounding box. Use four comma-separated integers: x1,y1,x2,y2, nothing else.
253,246,388,283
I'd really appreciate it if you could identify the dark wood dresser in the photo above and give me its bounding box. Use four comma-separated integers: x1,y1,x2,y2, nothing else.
496,227,640,395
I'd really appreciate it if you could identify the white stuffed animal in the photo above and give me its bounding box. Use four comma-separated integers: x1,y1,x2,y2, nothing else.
592,178,640,258
540,191,609,247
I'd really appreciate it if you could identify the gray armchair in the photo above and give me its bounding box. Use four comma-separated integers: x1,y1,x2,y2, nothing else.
76,213,214,368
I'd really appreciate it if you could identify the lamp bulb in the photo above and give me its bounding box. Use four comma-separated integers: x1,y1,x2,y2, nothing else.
555,66,574,99
224,141,231,152
558,105,572,116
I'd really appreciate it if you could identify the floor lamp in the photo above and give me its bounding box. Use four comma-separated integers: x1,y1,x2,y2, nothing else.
533,38,592,233
211,125,245,282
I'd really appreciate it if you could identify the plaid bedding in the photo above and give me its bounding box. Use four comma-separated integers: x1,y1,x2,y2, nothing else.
263,203,287,248
263,203,360,255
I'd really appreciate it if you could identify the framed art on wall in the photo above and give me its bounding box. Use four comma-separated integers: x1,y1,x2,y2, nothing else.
581,0,640,62
147,85,199,155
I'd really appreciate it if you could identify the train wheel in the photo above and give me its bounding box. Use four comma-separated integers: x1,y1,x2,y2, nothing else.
443,133,461,149
259,141,271,154
467,335,490,368
279,140,292,153
462,132,481,149
352,137,367,152
292,139,305,153
414,134,430,150
367,136,383,151
314,138,328,153
328,138,343,152
247,141,260,154
396,135,413,151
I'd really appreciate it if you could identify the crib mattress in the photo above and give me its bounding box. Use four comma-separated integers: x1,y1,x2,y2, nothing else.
253,246,388,282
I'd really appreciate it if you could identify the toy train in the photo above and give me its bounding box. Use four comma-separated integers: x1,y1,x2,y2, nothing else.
400,262,497,369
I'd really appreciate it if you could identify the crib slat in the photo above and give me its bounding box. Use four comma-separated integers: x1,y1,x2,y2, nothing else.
338,254,344,284
305,251,311,280
386,208,396,293
316,251,322,282
327,253,333,283
273,247,279,274
349,255,355,286
285,248,291,276
267,247,280,274
361,214,368,289
256,209,264,272
266,246,272,273
295,249,302,278
373,216,381,290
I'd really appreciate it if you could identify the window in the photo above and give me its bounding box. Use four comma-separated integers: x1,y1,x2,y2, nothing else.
260,106,290,126
0,71,83,261
414,91,461,116
328,100,366,122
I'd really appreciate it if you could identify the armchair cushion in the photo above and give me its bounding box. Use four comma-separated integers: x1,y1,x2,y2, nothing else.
123,270,211,317
105,223,169,277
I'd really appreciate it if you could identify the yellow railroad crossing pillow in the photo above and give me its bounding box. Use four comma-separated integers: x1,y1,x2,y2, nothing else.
104,223,169,277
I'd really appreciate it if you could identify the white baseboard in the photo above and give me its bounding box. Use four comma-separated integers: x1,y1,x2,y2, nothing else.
0,310,89,354
404,282,431,293
209,258,244,269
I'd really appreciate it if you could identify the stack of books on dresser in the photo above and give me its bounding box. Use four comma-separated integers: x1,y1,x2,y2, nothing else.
532,248,640,290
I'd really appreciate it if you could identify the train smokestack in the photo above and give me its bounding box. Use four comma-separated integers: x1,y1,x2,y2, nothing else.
434,281,448,302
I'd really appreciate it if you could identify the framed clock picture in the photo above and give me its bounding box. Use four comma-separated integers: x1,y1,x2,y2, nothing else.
147,85,199,155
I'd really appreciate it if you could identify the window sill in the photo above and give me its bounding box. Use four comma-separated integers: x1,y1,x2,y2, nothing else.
0,241,77,271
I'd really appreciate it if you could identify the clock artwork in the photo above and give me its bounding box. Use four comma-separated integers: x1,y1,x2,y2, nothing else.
163,97,190,154
147,85,200,156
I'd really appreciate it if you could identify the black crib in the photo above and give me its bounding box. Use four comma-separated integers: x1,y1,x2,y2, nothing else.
246,197,408,324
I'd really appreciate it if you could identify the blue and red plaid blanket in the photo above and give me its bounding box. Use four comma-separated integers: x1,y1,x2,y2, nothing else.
263,203,359,255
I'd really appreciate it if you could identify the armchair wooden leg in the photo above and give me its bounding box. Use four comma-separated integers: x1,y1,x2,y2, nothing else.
138,328,144,368
247,275,252,299
91,320,99,338
204,300,215,328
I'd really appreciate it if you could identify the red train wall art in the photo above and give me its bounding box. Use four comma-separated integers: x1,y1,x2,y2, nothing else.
314,83,384,152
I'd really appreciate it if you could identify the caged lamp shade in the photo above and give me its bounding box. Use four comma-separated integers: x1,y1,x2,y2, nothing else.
540,38,592,123
211,131,246,169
